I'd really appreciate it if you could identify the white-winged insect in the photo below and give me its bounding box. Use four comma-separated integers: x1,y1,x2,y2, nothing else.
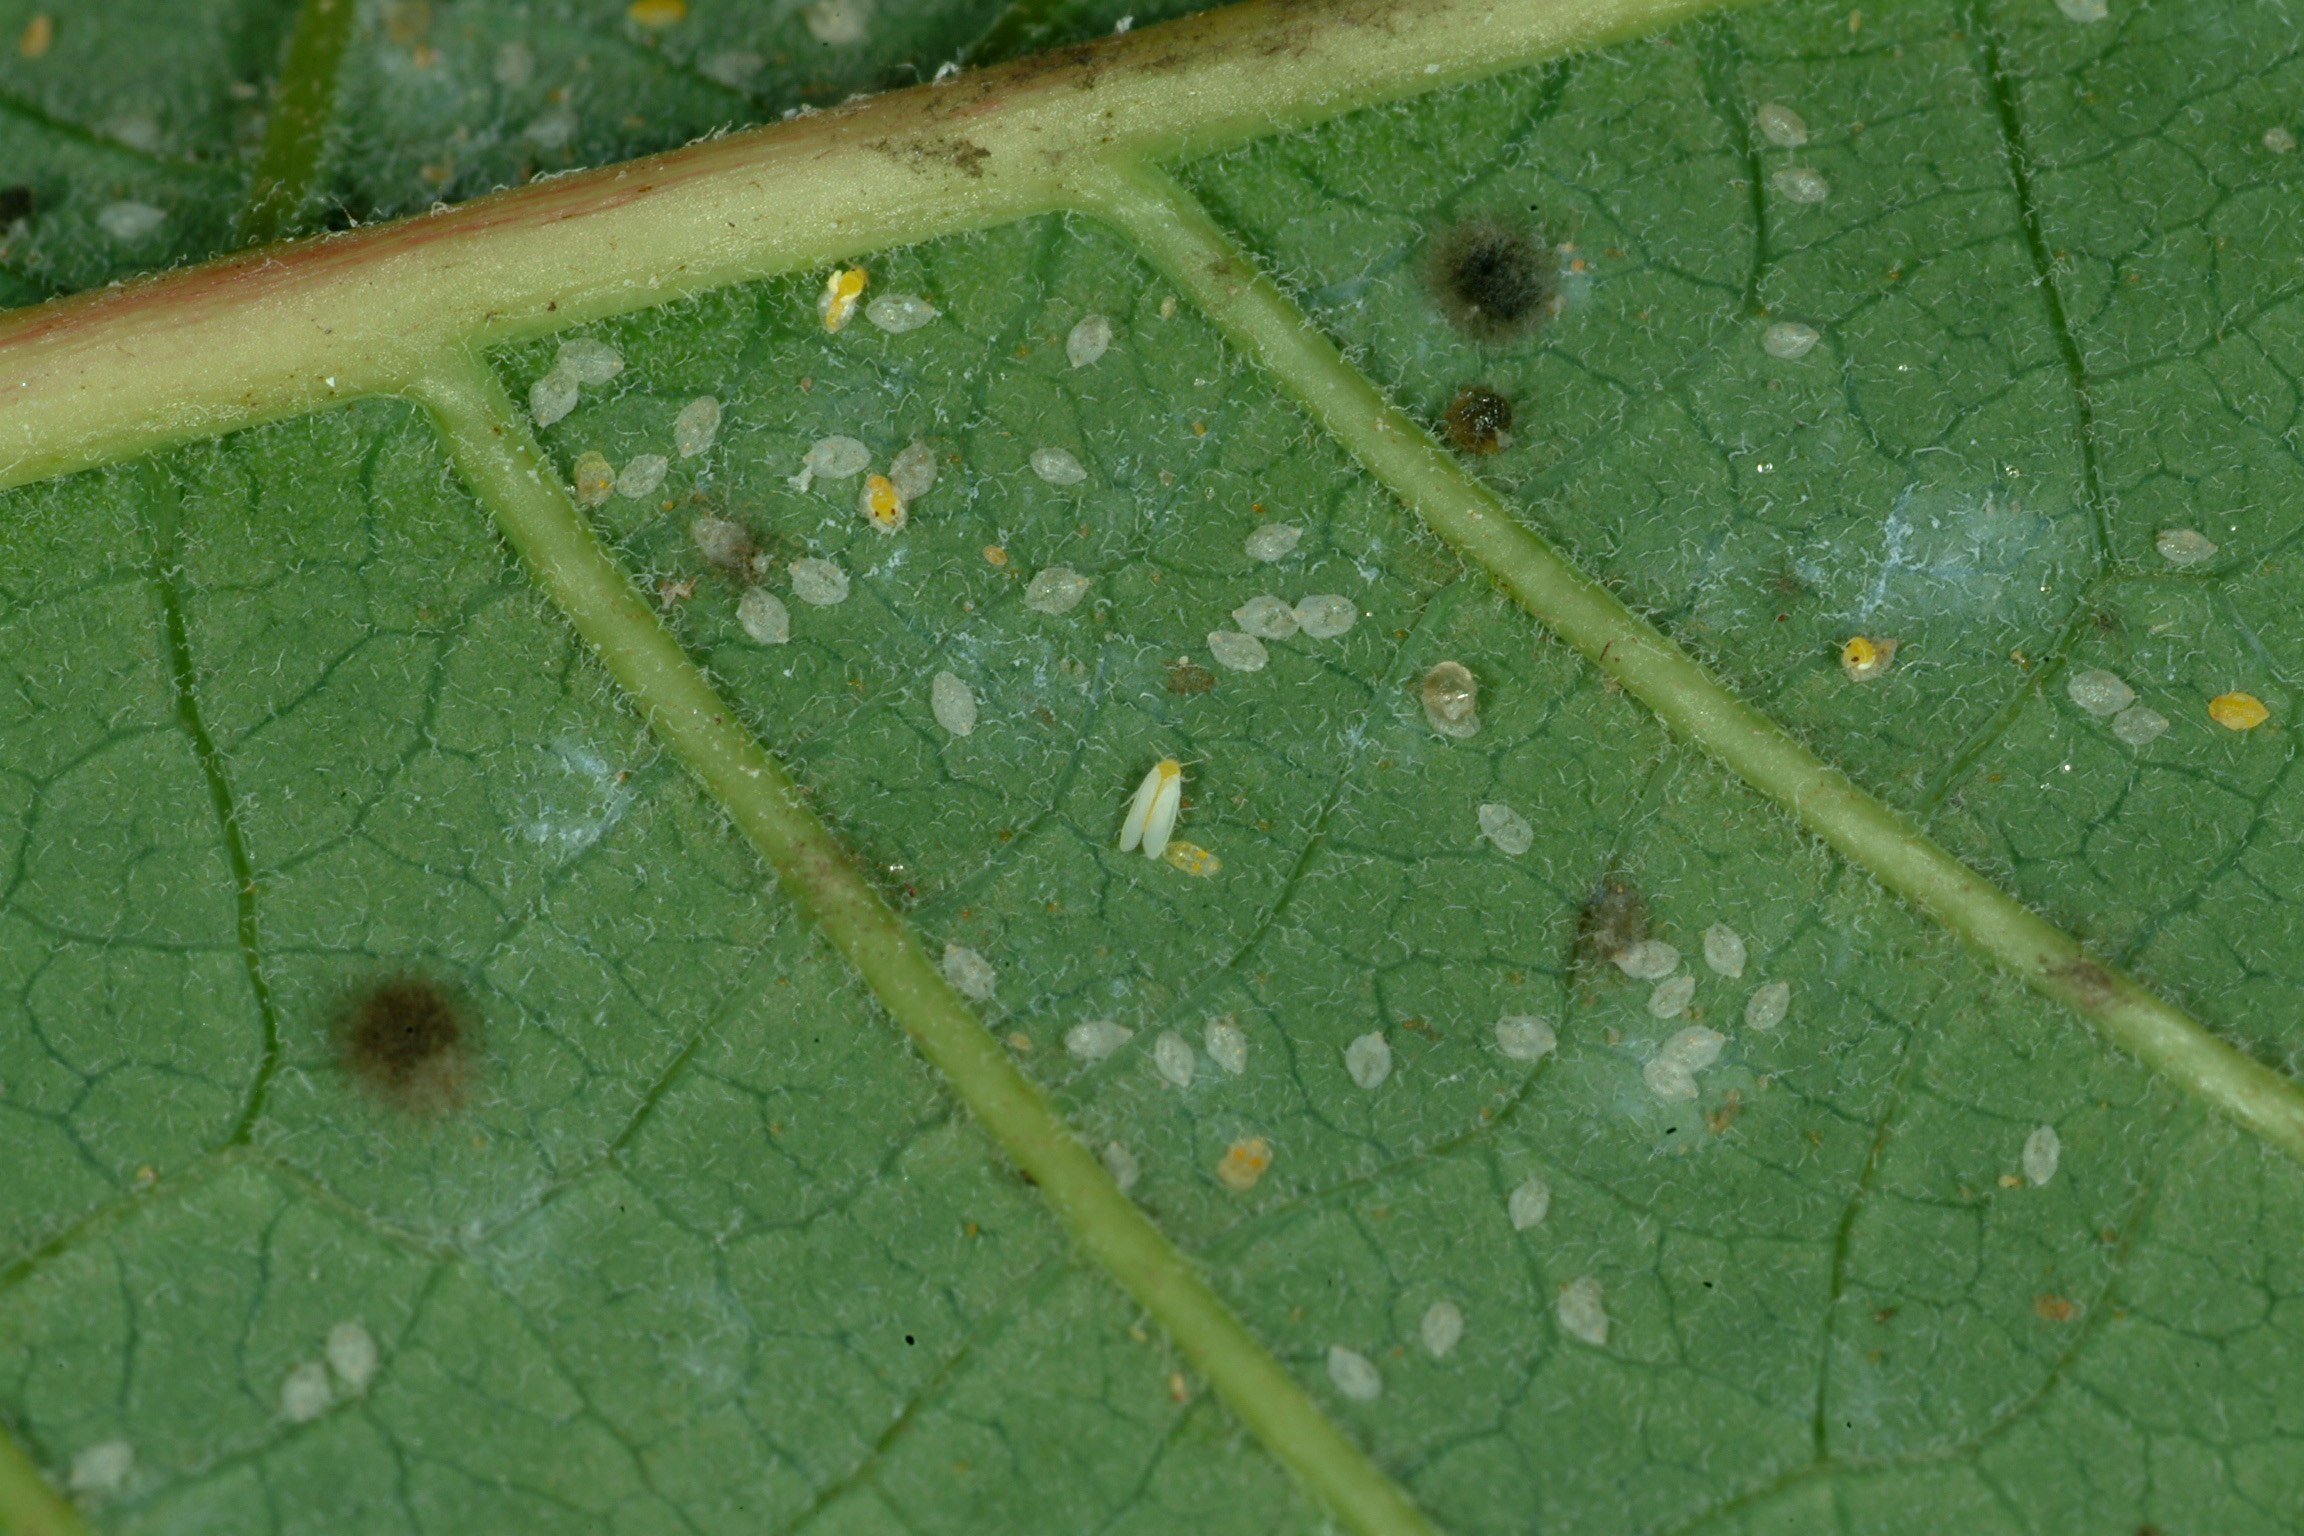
1117,758,1184,860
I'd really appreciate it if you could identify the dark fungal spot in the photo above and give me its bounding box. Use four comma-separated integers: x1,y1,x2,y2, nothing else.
1575,872,1648,971
1424,214,1558,342
1443,386,1514,454
338,973,475,1115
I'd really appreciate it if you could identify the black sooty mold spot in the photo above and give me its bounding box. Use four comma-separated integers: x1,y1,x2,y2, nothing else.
338,973,476,1115
1424,214,1558,342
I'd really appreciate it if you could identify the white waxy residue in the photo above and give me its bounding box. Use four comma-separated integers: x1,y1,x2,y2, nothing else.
1762,321,1820,360
1648,974,1697,1019
1771,167,1830,203
1613,940,1679,980
1065,1019,1134,1063
1703,924,1747,978
1205,1016,1248,1075
673,396,721,457
615,454,668,499
738,588,789,645
1326,1345,1382,1403
1232,595,1298,639
2054,0,2108,21
1508,1176,1551,1230
97,200,167,243
866,292,940,333
942,944,997,1001
1745,979,1791,1031
1154,1030,1195,1089
1031,446,1088,485
280,1360,333,1423
931,671,977,736
1102,1140,1140,1192
1024,566,1090,614
326,1321,378,1394
2023,1124,2062,1185
68,1440,135,1495
1556,1276,1609,1347
1067,313,1114,368
1344,1031,1393,1090
1755,102,1809,147
1477,802,1534,856
1495,1015,1556,1063
1420,1301,1464,1358
1207,631,1268,672
789,558,850,606
1245,523,1304,562
1293,594,1357,638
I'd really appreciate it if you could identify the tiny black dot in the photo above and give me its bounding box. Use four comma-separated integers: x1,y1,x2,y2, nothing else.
337,973,474,1116
904,1335,916,1346
1424,214,1559,343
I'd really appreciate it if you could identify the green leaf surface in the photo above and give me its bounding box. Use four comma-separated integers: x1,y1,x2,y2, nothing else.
5,0,2304,1533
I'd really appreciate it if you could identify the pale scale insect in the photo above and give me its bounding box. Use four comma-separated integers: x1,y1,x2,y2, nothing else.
1755,101,1810,147
1648,974,1697,1020
1325,1345,1383,1403
97,200,166,243
2022,1125,2062,1186
1508,1176,1551,1230
738,588,790,646
326,1321,379,1394
1420,1301,1465,1359
68,1440,135,1495
801,435,872,483
789,558,850,606
1244,523,1303,562
1207,631,1268,672
1031,445,1089,485
2067,669,2135,717
2154,528,2217,566
1643,1055,1698,1102
1761,321,1820,360
1494,1015,1556,1063
691,516,750,568
2054,0,2108,20
556,337,624,385
673,396,721,457
1153,1030,1195,1089
1477,802,1534,856
1232,595,1298,639
941,944,997,1002
2112,705,2168,746
930,671,977,736
571,451,614,508
1702,923,1747,978
1065,1019,1134,1063
2266,126,2298,154
1661,1026,1724,1071
1556,1276,1609,1347
1421,661,1480,738
1344,1031,1392,1090
615,453,668,499
1101,1140,1140,1192
1745,979,1791,1031
530,367,580,427
1293,593,1357,638
1067,312,1114,368
865,291,939,333
1215,1136,1272,1190
1117,759,1184,859
280,1360,333,1423
1613,939,1679,980
1024,565,1090,614
1205,1016,1248,1075
888,440,938,502
1771,166,1830,203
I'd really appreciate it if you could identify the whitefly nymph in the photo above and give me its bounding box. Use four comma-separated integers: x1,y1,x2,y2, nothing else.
1117,758,1184,860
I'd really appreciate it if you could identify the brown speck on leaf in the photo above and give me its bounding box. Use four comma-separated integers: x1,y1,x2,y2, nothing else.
2053,957,2119,1008
2033,1294,2079,1323
1166,659,1215,694
1576,871,1648,970
1705,1090,1742,1135
1443,385,1513,454
338,973,476,1115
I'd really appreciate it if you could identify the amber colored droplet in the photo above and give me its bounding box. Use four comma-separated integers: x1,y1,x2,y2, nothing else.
981,545,1008,566
627,0,687,25
18,13,53,58
1443,386,1513,454
2032,1294,2078,1323
2208,691,2269,730
1162,840,1221,877
1840,634,1896,681
1215,1136,1273,1191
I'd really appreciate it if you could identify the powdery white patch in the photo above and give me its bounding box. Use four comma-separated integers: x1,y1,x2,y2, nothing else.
1556,1276,1609,1347
699,50,763,87
1648,975,1697,1020
1117,759,1184,859
1102,1140,1140,1192
1644,1056,1698,1102
2067,669,2135,717
97,200,166,243
931,671,977,736
1755,101,1809,147
2112,705,2168,746
1153,1030,1195,1089
2266,126,2298,154
68,1440,135,1495
738,588,789,645
615,454,669,499
2154,528,2217,566
1508,1176,1551,1230
1326,1345,1382,1403
1613,940,1679,980
571,451,614,508
1662,1026,1724,1071
1207,631,1268,672
1771,167,1830,203
1205,1016,1248,1075
889,440,938,502
789,558,849,606
806,0,873,45
2053,0,2108,20
1294,594,1357,638
1421,1301,1464,1358
1703,924,1747,978
1245,523,1303,562
1344,1031,1392,1090
1477,802,1534,856
1421,661,1480,738
280,1360,333,1423
866,292,939,333
1232,595,1298,639
941,944,996,1002
1024,565,1090,614
1495,1015,1556,1063
1746,979,1791,1031
1031,446,1088,485
1761,321,1820,359
557,338,624,386
2023,1125,2062,1185
1067,313,1113,368
1066,1019,1134,1063
673,396,721,457
530,368,580,427
326,1321,378,1394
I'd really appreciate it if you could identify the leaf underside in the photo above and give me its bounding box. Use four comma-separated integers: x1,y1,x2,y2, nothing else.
4,0,2304,1533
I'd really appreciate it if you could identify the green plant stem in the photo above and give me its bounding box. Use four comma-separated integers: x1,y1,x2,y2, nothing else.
235,0,359,247
1075,156,2304,1164
0,0,1723,492
0,1423,90,1536
409,356,1442,1536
